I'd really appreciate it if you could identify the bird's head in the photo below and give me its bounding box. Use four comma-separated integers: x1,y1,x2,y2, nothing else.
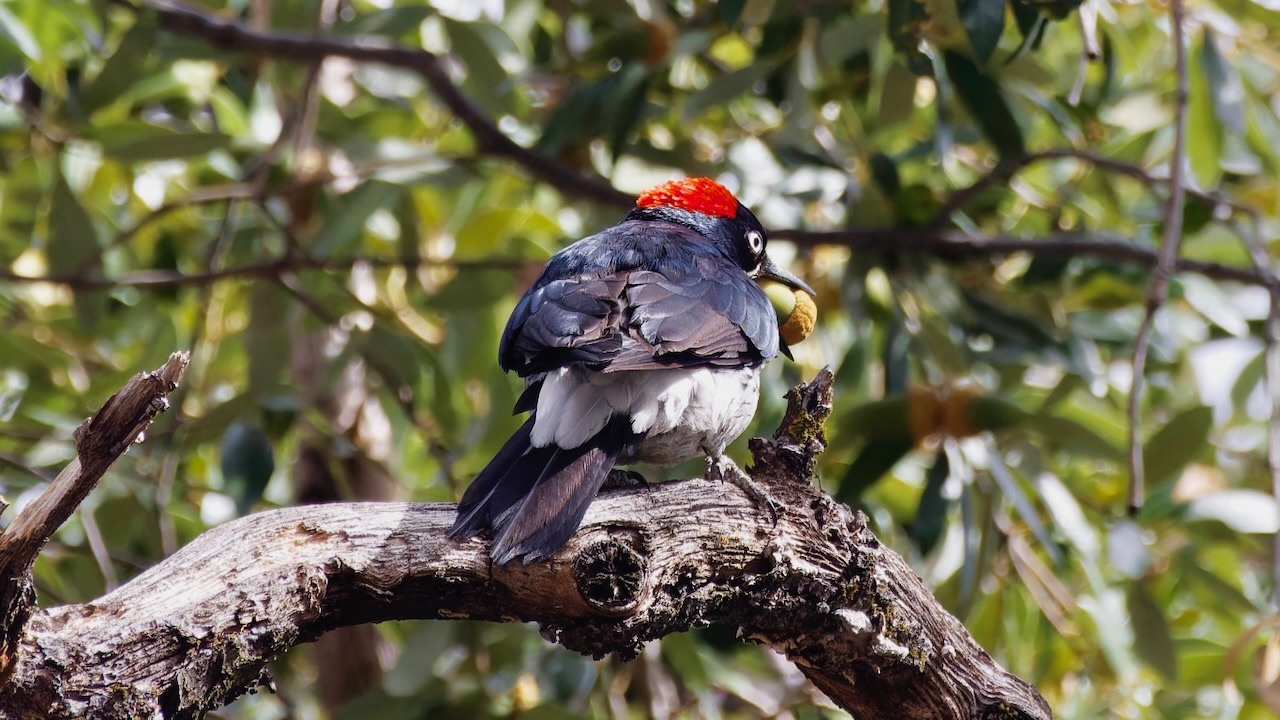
628,177,815,297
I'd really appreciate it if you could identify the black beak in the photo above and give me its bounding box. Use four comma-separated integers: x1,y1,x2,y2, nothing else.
758,256,816,297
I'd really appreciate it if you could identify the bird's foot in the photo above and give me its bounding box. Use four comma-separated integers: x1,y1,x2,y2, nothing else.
603,468,650,490
704,455,778,523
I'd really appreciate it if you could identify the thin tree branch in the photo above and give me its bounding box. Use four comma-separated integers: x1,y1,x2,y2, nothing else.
129,0,633,209
0,254,535,289
0,352,189,679
1127,0,1189,514
2,233,1272,290
780,229,1272,286
78,506,120,592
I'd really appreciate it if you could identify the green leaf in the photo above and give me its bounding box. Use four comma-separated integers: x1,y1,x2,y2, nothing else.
90,123,231,162
1126,582,1179,680
1036,472,1100,559
1200,28,1245,134
1142,405,1212,486
1036,373,1084,415
606,64,651,160
0,4,40,61
424,268,516,309
382,623,452,696
340,6,436,36
836,437,914,503
310,180,405,258
962,289,1059,348
78,12,158,115
661,632,710,688
840,397,910,441
959,0,1007,64
1187,35,1224,188
1027,415,1124,460
1186,490,1279,534
1230,347,1266,409
220,421,275,516
719,0,747,24
0,154,43,264
910,450,952,554
988,445,1062,564
245,283,291,400
683,62,776,121
353,322,433,401
943,50,1026,161
1011,0,1043,41
332,690,438,720
888,0,930,69
869,152,902,197
1079,589,1139,678
1181,275,1248,337
444,19,514,113
47,176,99,277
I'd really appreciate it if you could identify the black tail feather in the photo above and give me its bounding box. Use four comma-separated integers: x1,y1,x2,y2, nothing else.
449,417,541,539
448,415,637,564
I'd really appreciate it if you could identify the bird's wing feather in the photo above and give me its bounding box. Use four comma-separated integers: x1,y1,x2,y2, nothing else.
500,276,627,375
500,266,776,376
605,265,775,371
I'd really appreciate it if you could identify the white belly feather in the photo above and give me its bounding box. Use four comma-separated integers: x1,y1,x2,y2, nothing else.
530,366,761,466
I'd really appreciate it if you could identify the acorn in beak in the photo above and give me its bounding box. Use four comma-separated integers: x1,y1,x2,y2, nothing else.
756,256,817,351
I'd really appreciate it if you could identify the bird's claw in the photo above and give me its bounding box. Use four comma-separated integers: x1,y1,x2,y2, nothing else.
705,455,779,523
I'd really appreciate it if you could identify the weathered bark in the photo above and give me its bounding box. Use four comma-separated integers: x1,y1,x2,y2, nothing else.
0,352,189,683
0,366,1051,719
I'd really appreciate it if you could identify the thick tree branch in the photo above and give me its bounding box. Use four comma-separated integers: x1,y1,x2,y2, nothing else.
1,370,1052,720
0,352,189,680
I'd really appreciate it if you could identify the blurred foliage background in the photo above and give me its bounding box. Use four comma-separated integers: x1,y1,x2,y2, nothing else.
2,0,1280,717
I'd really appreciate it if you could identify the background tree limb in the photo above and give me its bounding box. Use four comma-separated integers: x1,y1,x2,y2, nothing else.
92,0,1275,296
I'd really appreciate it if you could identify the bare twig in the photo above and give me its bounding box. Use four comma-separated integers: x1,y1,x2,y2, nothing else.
78,506,120,591
0,352,188,677
154,452,181,557
1127,0,1189,514
0,453,54,485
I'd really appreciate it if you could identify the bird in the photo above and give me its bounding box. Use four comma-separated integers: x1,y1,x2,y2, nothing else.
447,177,815,564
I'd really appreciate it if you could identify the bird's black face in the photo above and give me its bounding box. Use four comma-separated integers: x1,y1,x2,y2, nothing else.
727,206,816,298
726,205,769,273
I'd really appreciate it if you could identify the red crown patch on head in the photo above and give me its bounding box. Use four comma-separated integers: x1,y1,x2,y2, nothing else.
635,177,739,219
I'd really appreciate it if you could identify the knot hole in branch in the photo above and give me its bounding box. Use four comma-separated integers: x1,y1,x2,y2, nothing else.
572,535,647,616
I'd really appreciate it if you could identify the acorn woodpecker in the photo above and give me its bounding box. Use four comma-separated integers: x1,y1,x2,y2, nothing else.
448,177,815,564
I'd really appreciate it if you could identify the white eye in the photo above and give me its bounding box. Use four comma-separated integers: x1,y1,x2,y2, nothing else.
746,230,765,255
